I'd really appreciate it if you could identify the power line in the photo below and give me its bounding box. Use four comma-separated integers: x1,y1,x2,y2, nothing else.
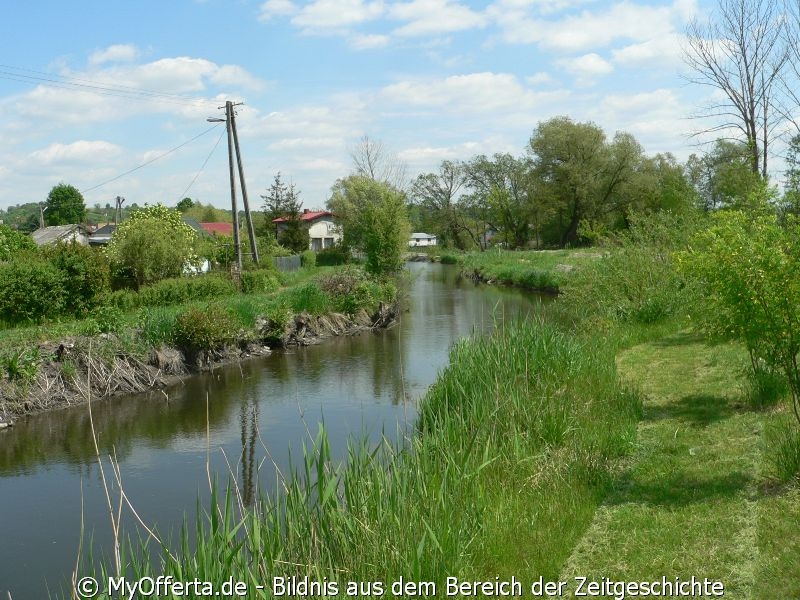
81,124,222,194
0,64,218,108
178,126,226,201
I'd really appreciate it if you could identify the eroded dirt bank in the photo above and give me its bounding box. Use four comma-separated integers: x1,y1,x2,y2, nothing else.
0,303,399,422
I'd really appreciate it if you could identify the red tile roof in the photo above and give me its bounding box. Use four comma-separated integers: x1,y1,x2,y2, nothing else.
272,210,333,223
200,222,233,236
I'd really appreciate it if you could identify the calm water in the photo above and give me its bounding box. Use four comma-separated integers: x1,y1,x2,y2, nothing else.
0,263,540,599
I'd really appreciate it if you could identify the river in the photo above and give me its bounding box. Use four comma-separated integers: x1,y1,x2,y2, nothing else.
0,262,541,599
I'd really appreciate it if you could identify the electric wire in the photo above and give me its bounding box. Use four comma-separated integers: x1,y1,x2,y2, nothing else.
81,124,222,194
178,126,227,201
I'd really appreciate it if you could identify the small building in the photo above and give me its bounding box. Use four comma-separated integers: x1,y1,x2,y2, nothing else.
31,224,89,247
409,232,437,247
273,209,341,252
88,223,117,246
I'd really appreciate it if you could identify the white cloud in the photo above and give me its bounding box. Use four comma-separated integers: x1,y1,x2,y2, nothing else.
258,0,297,21
292,0,385,31
557,53,613,84
389,0,487,36
89,44,140,66
381,72,566,114
30,140,123,165
612,33,686,68
350,33,391,49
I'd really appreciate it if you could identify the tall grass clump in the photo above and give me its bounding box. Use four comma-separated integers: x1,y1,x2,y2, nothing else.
67,319,641,594
765,414,800,482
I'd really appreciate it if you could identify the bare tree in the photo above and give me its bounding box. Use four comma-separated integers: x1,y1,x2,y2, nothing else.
684,0,789,177
349,135,409,191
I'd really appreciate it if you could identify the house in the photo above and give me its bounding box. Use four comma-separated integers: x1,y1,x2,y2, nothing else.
200,222,233,237
88,223,116,246
272,209,341,252
31,224,89,246
409,232,437,247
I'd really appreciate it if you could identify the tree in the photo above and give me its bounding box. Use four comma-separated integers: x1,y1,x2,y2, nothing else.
328,176,410,274
687,139,764,211
529,117,646,247
45,183,86,225
176,197,194,213
684,0,788,177
410,161,471,249
465,154,538,249
105,203,199,288
349,135,408,191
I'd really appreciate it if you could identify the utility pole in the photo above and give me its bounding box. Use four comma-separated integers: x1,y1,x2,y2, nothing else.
114,196,125,226
38,202,47,229
208,101,259,272
230,106,259,264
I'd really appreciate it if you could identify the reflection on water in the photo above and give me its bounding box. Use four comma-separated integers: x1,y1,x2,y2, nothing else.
0,263,541,599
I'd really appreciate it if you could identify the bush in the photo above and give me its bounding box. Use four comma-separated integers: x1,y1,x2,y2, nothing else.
0,224,36,261
745,366,787,410
316,246,348,266
280,282,331,314
440,254,460,265
174,304,239,355
44,242,111,315
301,249,316,268
1,347,40,382
104,289,139,312
240,269,280,295
0,258,65,325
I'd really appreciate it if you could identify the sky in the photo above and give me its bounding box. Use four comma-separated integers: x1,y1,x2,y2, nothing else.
0,0,719,213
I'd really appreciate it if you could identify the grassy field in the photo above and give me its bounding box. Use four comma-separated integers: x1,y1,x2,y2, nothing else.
561,331,800,598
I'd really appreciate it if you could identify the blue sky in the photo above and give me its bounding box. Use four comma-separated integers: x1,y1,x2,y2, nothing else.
0,0,716,212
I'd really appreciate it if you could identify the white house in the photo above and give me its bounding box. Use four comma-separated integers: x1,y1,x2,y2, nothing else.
273,209,341,251
409,232,437,247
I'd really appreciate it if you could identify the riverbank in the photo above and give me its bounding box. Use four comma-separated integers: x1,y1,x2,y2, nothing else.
0,266,399,421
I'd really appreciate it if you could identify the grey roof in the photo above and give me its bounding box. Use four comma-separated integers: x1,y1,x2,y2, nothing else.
31,224,88,246
410,232,436,239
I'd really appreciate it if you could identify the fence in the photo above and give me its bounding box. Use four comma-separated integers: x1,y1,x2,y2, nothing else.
272,254,301,272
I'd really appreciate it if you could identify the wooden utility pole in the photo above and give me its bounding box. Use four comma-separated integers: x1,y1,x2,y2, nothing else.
225,101,243,274
230,107,259,264
38,203,46,229
114,196,125,226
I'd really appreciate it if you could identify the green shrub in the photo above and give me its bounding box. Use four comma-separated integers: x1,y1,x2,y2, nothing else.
0,224,36,261
0,258,65,325
316,245,348,266
174,304,239,355
301,250,316,268
260,302,292,344
745,366,787,410
336,281,379,315
440,253,460,265
44,242,111,315
104,289,139,312
240,269,280,295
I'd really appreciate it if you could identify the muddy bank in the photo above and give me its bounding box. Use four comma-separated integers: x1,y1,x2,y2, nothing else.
0,302,399,421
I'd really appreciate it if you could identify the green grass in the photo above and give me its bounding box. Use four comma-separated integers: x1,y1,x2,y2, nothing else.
560,332,800,598
461,248,597,291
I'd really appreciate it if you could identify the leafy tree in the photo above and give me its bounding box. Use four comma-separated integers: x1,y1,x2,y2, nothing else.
528,117,646,247
176,197,195,213
43,242,110,315
0,225,35,261
686,140,764,211
105,203,199,287
44,183,86,225
328,176,410,274
410,160,471,249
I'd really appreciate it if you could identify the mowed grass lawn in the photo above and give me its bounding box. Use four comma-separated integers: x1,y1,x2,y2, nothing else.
561,332,800,599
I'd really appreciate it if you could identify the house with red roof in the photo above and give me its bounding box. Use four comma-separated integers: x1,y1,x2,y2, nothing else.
272,209,341,251
200,222,233,237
